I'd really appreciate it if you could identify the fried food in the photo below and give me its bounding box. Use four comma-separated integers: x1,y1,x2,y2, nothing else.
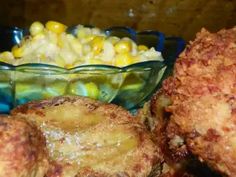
12,96,161,177
0,115,49,177
149,27,236,176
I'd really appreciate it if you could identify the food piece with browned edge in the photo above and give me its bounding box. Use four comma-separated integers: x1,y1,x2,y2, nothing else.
148,27,236,177
0,116,49,177
12,96,162,177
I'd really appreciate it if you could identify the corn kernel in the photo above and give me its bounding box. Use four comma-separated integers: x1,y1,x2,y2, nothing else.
0,51,13,59
138,45,148,51
32,32,45,41
89,58,103,65
107,36,120,44
12,45,24,58
83,44,91,55
77,28,85,37
101,41,115,62
39,54,47,61
85,82,99,99
114,40,132,54
91,36,104,55
0,51,14,63
43,82,66,98
115,53,134,67
65,63,74,69
91,28,101,35
71,40,82,55
84,35,95,43
76,26,91,39
67,35,82,55
46,21,67,34
29,21,44,36
48,32,58,44
16,84,40,93
55,57,65,67
73,59,83,67
57,36,64,48
132,55,141,63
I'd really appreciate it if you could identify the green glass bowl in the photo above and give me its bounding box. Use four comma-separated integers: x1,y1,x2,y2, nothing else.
0,26,185,113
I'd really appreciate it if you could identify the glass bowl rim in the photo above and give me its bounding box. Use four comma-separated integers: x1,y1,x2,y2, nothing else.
0,60,166,75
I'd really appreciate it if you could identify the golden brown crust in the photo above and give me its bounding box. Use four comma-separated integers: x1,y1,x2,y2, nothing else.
0,116,49,177
12,96,161,177
75,167,112,177
151,27,236,176
148,91,188,165
172,95,236,176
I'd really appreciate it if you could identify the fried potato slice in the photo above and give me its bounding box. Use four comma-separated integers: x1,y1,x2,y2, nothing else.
12,96,160,177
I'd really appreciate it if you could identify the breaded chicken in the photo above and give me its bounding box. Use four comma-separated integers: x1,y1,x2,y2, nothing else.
150,27,236,176
0,116,49,177
12,96,161,177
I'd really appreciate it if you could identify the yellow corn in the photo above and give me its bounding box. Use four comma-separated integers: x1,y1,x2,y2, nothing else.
77,28,86,39
84,35,95,43
16,84,35,93
39,54,47,61
114,40,132,54
66,34,74,40
72,59,83,67
32,32,45,41
55,57,65,67
83,44,91,55
114,53,134,67
71,40,82,55
57,35,64,48
89,58,103,65
107,36,120,44
12,45,24,58
0,51,14,63
43,82,66,98
67,35,82,55
138,45,148,51
47,32,58,44
91,36,104,55
85,82,99,99
0,51,13,59
29,21,44,36
46,21,67,34
65,63,74,69
76,26,91,40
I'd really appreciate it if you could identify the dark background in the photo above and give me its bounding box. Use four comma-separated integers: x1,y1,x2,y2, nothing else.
0,0,235,41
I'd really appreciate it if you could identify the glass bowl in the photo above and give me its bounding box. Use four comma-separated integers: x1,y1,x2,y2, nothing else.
0,25,185,113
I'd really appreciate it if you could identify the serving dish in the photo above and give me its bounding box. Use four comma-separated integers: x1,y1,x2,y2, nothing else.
0,25,185,113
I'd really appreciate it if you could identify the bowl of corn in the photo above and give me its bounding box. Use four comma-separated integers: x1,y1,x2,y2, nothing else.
0,21,185,113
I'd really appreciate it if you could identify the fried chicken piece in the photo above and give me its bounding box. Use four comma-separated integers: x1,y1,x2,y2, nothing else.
150,91,188,164
0,116,49,177
12,96,161,177
150,27,236,176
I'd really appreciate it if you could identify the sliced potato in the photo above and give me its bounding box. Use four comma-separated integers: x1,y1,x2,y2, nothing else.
12,96,160,177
